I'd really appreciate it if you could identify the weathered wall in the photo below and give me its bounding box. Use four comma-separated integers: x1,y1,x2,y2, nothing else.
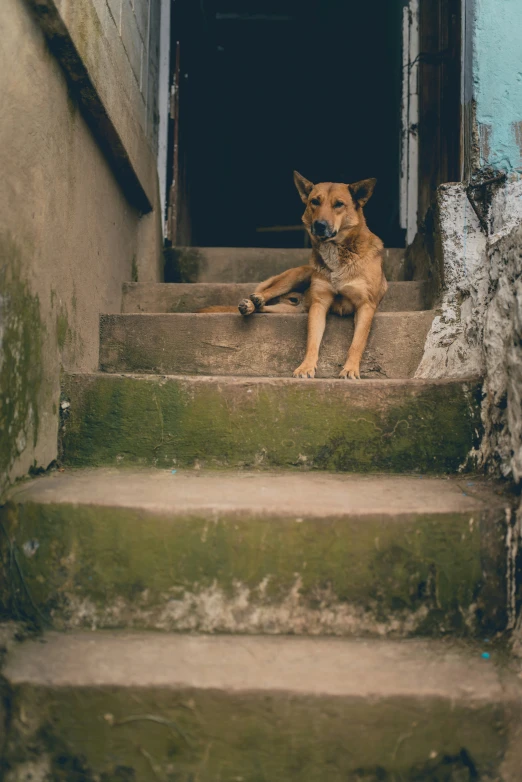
480,182,522,481
474,0,522,172
416,181,522,485
27,0,162,211
91,0,162,160
414,184,487,380
0,0,158,494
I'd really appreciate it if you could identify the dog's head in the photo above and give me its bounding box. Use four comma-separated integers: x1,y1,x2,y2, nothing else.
293,171,376,244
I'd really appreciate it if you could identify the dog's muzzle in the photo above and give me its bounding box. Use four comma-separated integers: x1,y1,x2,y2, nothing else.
312,220,337,240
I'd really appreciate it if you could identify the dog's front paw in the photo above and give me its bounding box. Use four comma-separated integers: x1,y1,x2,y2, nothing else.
249,293,265,310
293,362,316,379
339,361,360,380
238,298,256,316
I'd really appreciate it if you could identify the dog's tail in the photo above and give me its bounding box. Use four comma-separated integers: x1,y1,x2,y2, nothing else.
196,305,239,313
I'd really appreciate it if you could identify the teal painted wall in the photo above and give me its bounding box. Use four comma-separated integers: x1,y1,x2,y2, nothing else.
474,0,522,171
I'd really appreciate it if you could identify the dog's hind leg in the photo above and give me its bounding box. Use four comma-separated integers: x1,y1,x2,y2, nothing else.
260,298,306,313
239,265,312,316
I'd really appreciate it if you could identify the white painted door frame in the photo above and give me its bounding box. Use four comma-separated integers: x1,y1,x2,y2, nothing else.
400,0,419,246
157,0,172,236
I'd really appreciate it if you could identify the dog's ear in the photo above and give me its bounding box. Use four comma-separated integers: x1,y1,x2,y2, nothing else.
349,178,377,207
293,171,314,203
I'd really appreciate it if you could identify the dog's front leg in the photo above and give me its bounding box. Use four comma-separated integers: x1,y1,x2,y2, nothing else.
293,294,333,378
339,303,376,379
238,266,312,316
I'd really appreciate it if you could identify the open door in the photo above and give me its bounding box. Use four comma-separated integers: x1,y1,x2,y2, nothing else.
164,0,460,251
165,0,407,250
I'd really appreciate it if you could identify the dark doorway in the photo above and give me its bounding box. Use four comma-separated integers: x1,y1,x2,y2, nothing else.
167,1,415,249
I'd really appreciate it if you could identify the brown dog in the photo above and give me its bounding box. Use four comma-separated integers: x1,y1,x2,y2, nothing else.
239,171,387,379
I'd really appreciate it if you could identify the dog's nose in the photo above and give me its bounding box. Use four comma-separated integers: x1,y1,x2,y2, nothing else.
313,220,329,237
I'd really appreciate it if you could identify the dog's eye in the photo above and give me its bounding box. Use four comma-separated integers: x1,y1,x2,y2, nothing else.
310,197,320,206
288,296,300,304
334,201,345,208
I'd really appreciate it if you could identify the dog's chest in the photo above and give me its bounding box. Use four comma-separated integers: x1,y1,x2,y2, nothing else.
318,244,345,291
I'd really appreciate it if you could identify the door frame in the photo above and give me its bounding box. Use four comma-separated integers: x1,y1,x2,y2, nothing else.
400,0,420,246
401,0,464,246
157,0,172,237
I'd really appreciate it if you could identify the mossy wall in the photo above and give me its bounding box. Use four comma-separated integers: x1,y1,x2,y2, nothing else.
0,0,145,493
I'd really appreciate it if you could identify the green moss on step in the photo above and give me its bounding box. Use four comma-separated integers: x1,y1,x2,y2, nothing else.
0,497,506,636
5,684,509,781
60,374,482,474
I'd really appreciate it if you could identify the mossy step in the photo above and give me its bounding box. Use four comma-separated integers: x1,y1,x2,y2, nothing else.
165,246,407,282
122,280,433,313
60,373,482,474
3,632,520,782
0,469,510,636
99,311,434,378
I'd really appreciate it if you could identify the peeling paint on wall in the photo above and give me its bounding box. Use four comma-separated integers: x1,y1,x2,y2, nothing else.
415,184,487,379
474,0,522,171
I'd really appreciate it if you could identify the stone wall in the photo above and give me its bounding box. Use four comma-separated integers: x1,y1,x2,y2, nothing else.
416,180,522,485
481,182,522,481
0,0,162,495
414,184,487,381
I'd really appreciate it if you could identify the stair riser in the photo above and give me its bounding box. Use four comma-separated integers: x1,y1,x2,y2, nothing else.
99,311,434,378
60,374,482,473
122,281,432,313
1,500,507,637
5,684,512,782
165,246,407,282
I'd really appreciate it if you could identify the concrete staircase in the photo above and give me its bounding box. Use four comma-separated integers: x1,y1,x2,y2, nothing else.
2,247,520,781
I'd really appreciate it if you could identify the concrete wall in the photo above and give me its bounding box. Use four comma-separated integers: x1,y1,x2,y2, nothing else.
474,0,522,172
0,0,161,495
416,181,522,482
25,0,162,215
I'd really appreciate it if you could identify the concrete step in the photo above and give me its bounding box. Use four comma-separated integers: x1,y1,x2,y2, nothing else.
122,280,432,313
60,373,482,473
1,469,510,636
165,246,407,282
99,311,434,378
3,632,519,781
